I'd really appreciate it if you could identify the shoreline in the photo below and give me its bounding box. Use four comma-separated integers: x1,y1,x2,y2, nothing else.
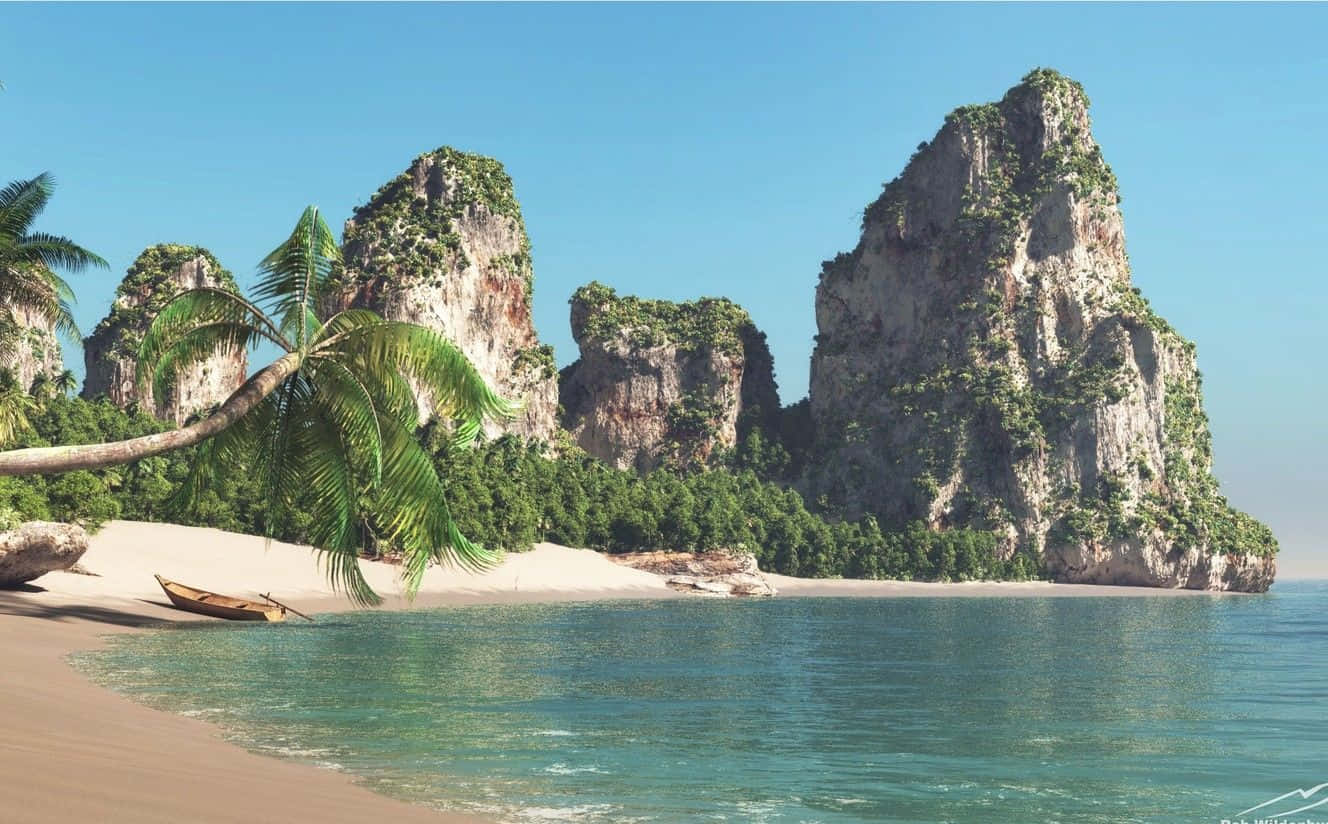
0,520,1242,823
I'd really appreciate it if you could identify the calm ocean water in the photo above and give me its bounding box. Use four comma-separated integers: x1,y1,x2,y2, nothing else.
76,583,1328,823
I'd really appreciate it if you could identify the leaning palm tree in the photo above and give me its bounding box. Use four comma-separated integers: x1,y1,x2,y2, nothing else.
0,173,108,341
0,206,513,604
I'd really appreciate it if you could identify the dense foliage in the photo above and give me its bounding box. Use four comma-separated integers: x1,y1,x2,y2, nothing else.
0,387,269,534
571,281,757,357
0,383,1040,582
427,425,1042,582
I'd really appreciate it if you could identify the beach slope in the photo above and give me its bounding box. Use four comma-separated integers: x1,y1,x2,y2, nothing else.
0,520,674,824
0,520,1216,823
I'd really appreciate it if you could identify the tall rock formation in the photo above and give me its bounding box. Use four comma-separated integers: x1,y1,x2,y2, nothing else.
2,289,62,392
559,282,779,472
325,147,558,441
806,69,1275,591
83,245,248,424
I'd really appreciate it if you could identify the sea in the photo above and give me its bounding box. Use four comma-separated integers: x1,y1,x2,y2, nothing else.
74,582,1328,823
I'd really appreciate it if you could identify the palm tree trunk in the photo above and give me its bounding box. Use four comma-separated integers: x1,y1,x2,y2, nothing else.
0,352,302,476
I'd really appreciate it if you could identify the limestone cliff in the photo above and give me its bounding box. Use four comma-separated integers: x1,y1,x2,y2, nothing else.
559,282,779,472
2,291,62,392
806,69,1275,591
325,147,558,441
82,245,247,424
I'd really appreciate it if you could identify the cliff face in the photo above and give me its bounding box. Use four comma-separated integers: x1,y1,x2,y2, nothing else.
806,69,1275,591
559,282,779,472
2,295,62,392
326,147,558,441
83,245,248,424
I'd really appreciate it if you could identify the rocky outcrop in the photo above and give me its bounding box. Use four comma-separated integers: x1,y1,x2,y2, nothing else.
805,69,1276,591
610,551,777,597
82,245,247,424
2,297,62,392
325,147,558,441
0,522,89,587
1046,539,1277,592
559,283,780,472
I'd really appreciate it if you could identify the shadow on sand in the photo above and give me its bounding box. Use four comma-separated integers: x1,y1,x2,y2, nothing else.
0,592,173,628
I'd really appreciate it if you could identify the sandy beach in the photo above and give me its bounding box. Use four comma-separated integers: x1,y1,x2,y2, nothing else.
0,520,1219,823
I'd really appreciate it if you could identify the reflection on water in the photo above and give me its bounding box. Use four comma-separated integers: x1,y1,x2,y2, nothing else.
76,584,1328,823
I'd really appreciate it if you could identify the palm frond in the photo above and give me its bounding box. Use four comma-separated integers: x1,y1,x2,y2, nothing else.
254,206,340,349
0,174,53,239
43,268,78,304
449,417,484,450
279,304,323,349
257,375,311,528
53,370,77,395
0,265,57,315
317,320,514,427
146,321,264,403
53,296,80,341
0,384,37,447
312,308,384,341
374,411,497,593
307,355,384,485
0,263,79,339
15,232,109,273
319,344,420,426
139,288,289,392
299,406,381,606
169,392,274,513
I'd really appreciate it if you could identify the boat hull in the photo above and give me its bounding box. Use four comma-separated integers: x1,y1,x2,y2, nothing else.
154,575,286,622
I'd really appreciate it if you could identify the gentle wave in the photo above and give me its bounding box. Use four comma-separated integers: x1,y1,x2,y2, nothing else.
76,589,1328,823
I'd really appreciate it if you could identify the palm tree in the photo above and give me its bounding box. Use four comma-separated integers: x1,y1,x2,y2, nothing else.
28,372,53,400
0,173,108,341
0,206,512,603
53,369,77,397
0,371,35,447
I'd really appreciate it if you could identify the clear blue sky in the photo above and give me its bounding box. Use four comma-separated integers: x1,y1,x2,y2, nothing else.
2,3,1324,575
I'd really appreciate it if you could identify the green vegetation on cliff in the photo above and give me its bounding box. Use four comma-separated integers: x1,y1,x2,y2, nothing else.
571,281,755,357
337,146,534,297
88,244,238,357
813,68,1275,567
864,68,1118,250
0,373,1039,583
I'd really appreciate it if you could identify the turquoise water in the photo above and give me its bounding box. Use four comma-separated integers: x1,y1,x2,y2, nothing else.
77,584,1328,823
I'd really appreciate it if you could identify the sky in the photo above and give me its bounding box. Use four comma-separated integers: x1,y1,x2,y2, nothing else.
2,3,1324,576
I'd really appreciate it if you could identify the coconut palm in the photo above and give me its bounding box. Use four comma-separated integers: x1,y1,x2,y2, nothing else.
0,205,512,603
0,369,36,446
0,173,108,341
28,372,53,400
53,369,77,397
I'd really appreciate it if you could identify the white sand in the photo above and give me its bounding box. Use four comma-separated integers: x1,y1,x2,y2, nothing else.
38,519,676,616
0,519,1217,824
0,521,676,824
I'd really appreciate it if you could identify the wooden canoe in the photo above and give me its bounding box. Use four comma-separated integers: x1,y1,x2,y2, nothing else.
154,575,286,622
